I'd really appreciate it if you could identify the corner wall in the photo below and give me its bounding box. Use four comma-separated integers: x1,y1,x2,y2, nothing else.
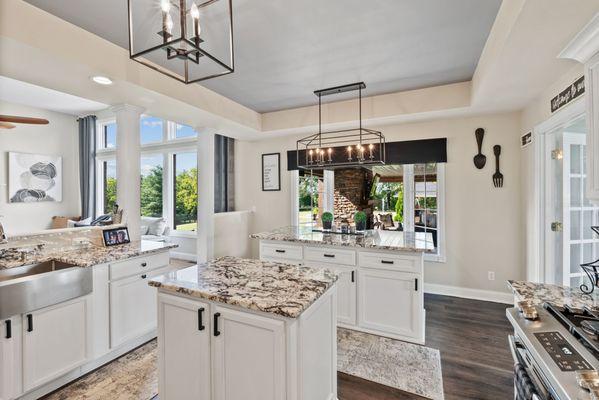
0,101,80,234
236,112,524,297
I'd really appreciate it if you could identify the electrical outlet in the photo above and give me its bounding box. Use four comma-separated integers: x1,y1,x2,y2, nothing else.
488,271,495,281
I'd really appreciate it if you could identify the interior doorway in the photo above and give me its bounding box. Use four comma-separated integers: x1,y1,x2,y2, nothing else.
543,113,598,286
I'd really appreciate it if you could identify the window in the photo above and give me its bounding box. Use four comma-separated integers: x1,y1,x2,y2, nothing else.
140,154,164,217
175,123,197,139
298,171,323,227
173,152,198,231
140,116,164,144
101,122,117,149
101,159,117,214
410,163,440,254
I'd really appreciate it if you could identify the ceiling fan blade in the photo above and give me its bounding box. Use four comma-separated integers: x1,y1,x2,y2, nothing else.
0,122,16,129
0,115,49,125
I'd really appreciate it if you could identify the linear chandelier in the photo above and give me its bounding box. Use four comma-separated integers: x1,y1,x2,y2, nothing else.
296,82,386,169
127,0,234,84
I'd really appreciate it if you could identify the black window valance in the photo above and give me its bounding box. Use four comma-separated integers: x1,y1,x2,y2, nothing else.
287,138,447,171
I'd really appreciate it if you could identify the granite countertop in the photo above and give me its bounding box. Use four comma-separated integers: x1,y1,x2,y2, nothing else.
507,280,599,310
149,256,338,318
250,226,434,252
0,240,177,270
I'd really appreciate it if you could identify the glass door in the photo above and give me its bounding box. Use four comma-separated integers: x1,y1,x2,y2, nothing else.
544,116,598,287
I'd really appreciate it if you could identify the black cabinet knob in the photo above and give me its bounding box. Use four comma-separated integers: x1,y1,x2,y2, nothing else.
381,260,394,265
141,274,147,279
5,320,11,339
198,308,205,331
275,249,286,253
141,262,148,267
213,312,221,336
351,271,355,283
324,254,335,258
26,314,33,332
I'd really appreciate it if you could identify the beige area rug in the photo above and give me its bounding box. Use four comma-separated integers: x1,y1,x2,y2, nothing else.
337,328,444,400
42,340,158,400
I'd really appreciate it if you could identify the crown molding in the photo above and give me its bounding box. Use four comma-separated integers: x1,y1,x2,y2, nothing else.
560,13,599,63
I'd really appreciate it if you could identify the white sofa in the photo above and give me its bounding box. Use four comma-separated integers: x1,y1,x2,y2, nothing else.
140,216,170,242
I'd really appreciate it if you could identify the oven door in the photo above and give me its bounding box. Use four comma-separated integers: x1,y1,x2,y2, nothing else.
509,335,553,400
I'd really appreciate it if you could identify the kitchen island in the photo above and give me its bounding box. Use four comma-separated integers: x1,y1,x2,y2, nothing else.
149,256,338,400
251,226,430,344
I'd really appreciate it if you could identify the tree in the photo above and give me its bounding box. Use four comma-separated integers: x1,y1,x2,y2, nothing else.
105,177,117,214
175,167,198,225
140,165,163,217
394,185,404,223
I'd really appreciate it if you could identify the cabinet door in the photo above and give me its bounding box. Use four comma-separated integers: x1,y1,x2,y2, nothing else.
358,269,422,340
110,266,170,348
22,296,90,391
212,306,285,400
333,267,356,326
158,294,210,400
0,317,22,400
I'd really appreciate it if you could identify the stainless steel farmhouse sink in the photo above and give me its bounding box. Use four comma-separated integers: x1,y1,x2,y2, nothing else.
0,260,92,319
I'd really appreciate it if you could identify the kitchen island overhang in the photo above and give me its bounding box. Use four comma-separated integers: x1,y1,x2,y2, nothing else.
149,256,339,400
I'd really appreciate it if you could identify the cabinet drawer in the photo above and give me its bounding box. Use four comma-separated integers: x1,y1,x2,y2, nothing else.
305,246,356,266
260,242,303,261
109,251,169,281
358,251,420,272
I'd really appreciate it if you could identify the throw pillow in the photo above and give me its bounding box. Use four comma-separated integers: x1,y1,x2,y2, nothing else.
147,218,167,236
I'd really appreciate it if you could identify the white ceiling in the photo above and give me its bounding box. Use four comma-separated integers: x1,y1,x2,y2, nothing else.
24,0,501,113
0,76,108,116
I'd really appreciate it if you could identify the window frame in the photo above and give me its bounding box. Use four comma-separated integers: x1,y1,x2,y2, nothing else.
96,118,117,151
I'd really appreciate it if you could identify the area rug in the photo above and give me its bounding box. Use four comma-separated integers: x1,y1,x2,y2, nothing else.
337,328,444,400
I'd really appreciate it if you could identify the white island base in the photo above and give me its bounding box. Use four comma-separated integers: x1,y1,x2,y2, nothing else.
157,288,338,400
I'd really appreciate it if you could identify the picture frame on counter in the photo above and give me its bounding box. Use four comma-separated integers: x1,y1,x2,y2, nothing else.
262,153,281,191
102,227,131,247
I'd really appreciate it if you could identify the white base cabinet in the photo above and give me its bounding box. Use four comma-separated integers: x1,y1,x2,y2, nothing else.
260,240,425,344
0,316,22,400
157,287,337,400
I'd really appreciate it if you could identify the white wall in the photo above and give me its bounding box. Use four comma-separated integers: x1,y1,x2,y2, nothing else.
236,112,525,295
0,101,80,234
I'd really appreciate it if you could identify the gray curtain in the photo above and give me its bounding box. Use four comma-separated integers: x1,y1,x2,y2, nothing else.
214,134,235,213
78,115,97,219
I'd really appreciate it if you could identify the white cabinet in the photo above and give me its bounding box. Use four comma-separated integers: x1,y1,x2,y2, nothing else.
0,316,21,400
358,269,422,341
329,266,356,326
212,306,286,400
158,295,211,400
22,296,91,391
110,265,171,348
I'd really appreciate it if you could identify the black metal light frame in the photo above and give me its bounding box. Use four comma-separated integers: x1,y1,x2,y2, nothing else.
296,82,386,169
127,0,234,84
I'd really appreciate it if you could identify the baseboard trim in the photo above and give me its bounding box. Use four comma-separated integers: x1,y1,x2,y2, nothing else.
424,283,513,304
170,251,197,262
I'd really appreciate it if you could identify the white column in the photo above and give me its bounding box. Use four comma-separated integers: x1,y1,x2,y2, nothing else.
197,127,216,262
110,104,144,241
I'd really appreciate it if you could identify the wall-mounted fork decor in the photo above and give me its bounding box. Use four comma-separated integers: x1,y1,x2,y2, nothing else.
492,145,503,188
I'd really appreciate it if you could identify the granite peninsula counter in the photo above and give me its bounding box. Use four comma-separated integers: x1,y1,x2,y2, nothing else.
150,256,338,399
251,226,428,344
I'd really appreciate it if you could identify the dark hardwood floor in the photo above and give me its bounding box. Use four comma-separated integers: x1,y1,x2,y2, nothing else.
153,293,513,400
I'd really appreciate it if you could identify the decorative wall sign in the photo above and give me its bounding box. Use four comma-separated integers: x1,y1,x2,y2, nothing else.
551,76,585,113
521,132,532,148
8,152,62,202
262,153,280,191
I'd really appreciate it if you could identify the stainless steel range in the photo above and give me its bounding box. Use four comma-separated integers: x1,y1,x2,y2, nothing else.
507,304,599,399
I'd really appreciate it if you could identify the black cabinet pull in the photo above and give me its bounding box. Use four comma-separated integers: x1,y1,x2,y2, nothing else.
5,320,11,339
141,274,147,279
324,254,335,258
198,308,205,331
213,312,221,336
141,262,148,267
275,249,286,253
26,314,33,332
351,271,355,283
381,260,394,265
415,278,418,292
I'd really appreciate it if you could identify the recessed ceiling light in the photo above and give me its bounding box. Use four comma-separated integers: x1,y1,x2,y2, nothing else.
91,76,113,85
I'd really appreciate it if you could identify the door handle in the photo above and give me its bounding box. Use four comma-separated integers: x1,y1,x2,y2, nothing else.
213,312,221,336
26,314,33,332
198,308,205,331
5,320,11,339
351,271,355,283
415,278,418,292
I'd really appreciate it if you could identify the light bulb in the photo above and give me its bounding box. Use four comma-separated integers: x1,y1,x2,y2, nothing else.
190,3,200,19
165,13,174,33
161,0,170,12
347,146,352,152
327,148,332,154
369,144,374,150
309,149,313,155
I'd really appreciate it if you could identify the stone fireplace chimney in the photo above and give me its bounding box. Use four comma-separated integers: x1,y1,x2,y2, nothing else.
333,168,374,224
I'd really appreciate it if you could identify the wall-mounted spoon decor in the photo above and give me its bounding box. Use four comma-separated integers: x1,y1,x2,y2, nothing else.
473,128,486,169
492,145,503,188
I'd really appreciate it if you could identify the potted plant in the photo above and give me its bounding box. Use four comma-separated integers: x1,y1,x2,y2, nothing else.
321,211,333,230
354,211,367,231
312,207,319,221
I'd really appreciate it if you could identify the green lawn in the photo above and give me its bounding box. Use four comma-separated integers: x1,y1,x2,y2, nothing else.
176,222,197,231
